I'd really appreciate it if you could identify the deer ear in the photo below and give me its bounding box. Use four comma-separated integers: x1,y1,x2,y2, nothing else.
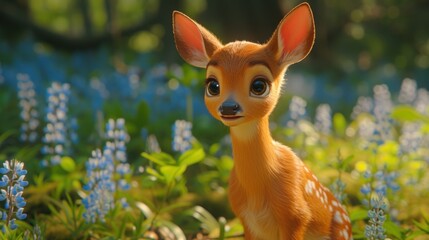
173,11,223,68
267,2,315,66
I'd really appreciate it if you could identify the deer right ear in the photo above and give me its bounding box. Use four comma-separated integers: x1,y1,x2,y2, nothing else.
267,2,315,66
173,11,222,68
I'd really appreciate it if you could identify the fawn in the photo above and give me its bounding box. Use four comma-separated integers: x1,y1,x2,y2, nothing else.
173,3,352,240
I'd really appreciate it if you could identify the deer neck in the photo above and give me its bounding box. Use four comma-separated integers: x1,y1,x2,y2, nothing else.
229,117,280,194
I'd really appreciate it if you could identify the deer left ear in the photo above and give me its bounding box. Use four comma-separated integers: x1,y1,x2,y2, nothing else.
267,2,315,66
173,11,223,68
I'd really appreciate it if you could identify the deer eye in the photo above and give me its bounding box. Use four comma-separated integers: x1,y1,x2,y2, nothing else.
250,77,270,97
206,78,220,97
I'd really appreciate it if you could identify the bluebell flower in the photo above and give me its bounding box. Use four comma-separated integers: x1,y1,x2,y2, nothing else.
364,193,387,240
0,159,28,231
41,82,71,166
104,118,131,188
172,120,193,153
285,96,307,128
17,73,39,143
351,96,373,119
399,122,422,155
356,84,395,151
82,149,115,223
360,183,371,195
331,178,346,203
69,117,79,144
372,84,393,143
314,104,332,135
398,78,417,104
83,119,131,222
414,88,429,114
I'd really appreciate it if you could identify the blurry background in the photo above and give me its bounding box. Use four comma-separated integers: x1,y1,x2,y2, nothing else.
0,2,429,237
0,0,428,144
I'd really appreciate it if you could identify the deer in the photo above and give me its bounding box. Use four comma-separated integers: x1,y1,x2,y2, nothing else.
173,2,352,240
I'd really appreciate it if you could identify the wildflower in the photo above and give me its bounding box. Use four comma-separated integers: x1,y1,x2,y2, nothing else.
147,134,161,153
414,88,429,115
286,96,307,128
69,117,79,144
172,120,193,153
398,78,417,104
357,85,395,151
374,166,400,193
361,165,399,239
0,159,28,231
399,122,422,155
357,118,376,146
83,118,131,222
331,178,346,203
105,118,131,191
364,193,387,240
41,82,71,166
372,84,393,143
17,73,39,143
82,149,115,223
314,104,332,135
351,96,373,119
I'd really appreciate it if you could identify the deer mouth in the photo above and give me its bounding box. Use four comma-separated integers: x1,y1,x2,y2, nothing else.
221,116,244,121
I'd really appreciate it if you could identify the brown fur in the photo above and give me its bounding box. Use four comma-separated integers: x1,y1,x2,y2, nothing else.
173,3,352,239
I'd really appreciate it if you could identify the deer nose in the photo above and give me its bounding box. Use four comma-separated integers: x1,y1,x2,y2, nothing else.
219,100,241,116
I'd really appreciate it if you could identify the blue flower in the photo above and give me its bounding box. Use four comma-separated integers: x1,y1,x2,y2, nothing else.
82,149,115,223
8,219,17,230
360,183,371,195
104,118,131,189
0,175,9,187
364,193,387,240
17,73,39,143
284,96,307,129
398,78,417,104
41,82,72,166
0,159,28,231
314,103,332,135
16,208,26,220
0,168,9,175
172,120,193,153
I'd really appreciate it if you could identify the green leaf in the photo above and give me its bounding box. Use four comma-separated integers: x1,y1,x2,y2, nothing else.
414,219,429,233
391,105,429,122
142,152,176,166
349,208,368,222
160,165,186,185
191,206,219,232
145,167,164,181
155,219,186,240
384,220,404,239
60,156,76,172
159,201,191,214
0,130,15,146
178,147,205,166
333,113,347,136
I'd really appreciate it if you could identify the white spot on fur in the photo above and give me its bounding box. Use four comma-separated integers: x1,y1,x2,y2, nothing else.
340,229,349,239
323,191,328,203
342,212,350,223
334,211,343,224
305,180,315,194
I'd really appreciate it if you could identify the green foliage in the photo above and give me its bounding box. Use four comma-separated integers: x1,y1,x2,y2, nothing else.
391,105,429,122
